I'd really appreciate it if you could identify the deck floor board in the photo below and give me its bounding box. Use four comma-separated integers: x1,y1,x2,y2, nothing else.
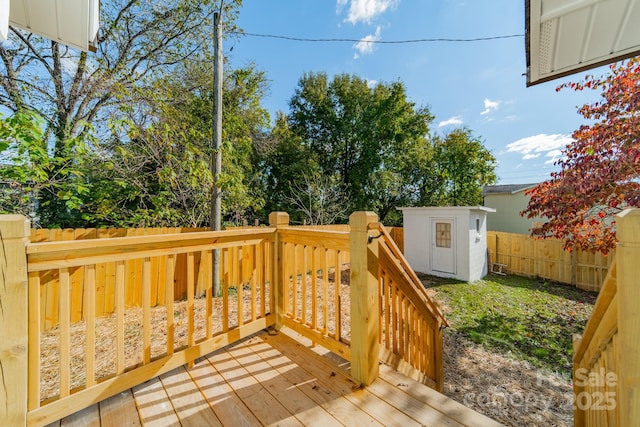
49,329,502,427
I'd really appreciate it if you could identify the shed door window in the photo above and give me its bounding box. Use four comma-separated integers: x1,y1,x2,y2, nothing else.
435,222,452,248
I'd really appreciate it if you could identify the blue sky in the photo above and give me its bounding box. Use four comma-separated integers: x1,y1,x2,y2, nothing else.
228,0,607,184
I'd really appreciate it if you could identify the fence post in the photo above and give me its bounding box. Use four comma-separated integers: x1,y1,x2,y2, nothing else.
349,211,379,386
616,208,640,426
0,215,30,426
269,212,289,330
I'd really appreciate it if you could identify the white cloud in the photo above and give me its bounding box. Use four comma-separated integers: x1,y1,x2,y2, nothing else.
336,0,348,13
506,134,572,163
353,26,381,59
339,0,398,24
480,98,501,115
366,79,378,88
438,116,464,127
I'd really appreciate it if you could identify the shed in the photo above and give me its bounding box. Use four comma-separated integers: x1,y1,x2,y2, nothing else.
398,206,495,282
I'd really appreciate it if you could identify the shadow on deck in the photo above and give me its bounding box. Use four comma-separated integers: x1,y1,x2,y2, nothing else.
45,328,501,427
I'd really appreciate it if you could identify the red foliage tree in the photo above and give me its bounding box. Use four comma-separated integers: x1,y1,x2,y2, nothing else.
522,57,640,254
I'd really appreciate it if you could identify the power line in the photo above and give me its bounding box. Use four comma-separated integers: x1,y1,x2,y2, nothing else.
231,31,524,44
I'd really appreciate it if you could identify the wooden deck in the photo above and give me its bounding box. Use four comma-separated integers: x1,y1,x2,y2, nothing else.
44,329,501,427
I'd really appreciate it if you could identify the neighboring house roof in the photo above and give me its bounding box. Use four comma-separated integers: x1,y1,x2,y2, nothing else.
482,184,538,196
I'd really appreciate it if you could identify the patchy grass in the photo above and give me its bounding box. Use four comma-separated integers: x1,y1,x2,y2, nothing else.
423,274,598,378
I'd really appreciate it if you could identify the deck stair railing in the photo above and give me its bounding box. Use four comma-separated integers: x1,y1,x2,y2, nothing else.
371,222,448,391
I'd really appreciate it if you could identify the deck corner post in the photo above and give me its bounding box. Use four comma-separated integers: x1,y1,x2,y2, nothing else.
616,208,640,426
349,211,379,386
269,212,289,330
0,215,30,426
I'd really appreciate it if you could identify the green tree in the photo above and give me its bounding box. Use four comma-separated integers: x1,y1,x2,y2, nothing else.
259,113,323,223
286,72,435,223
0,0,243,226
429,128,497,206
0,111,92,227
87,64,270,227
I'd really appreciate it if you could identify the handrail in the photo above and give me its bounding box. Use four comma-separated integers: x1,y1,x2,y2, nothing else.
573,259,617,366
371,222,448,326
27,228,276,271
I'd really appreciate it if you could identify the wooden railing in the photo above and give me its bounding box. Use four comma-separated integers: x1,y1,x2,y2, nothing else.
572,208,640,426
0,212,448,426
277,226,351,359
24,228,275,426
29,227,267,330
372,223,448,392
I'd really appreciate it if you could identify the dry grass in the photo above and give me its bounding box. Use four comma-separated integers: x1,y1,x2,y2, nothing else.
444,331,574,426
41,287,269,401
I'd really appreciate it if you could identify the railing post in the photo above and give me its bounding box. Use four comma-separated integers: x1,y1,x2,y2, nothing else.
349,211,379,386
616,208,640,426
0,215,30,426
269,212,289,330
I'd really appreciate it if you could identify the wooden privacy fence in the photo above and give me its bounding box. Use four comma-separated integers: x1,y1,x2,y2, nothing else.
386,227,609,290
571,208,640,426
0,212,448,427
487,231,613,291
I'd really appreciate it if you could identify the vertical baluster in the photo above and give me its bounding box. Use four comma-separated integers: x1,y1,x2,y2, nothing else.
391,281,398,354
28,272,41,410
321,248,328,335
291,244,297,318
84,265,96,387
251,245,257,321
384,271,390,350
59,268,70,398
301,245,307,324
142,257,151,364
222,248,229,332
334,250,341,341
166,255,175,356
187,252,195,352
115,261,125,374
237,246,244,328
205,250,213,339
311,246,317,329
258,242,266,318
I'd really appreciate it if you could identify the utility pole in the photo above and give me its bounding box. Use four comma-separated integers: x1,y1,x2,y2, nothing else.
211,10,223,297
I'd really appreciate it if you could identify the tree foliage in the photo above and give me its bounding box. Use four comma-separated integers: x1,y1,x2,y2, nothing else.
0,111,92,226
88,63,270,228
267,72,497,224
430,128,497,206
0,0,242,226
285,72,435,223
522,58,640,253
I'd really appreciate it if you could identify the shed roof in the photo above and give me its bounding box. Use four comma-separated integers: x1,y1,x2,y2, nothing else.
397,206,496,213
482,184,538,196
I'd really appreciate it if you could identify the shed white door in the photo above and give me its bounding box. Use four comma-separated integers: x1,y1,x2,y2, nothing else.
432,219,455,274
